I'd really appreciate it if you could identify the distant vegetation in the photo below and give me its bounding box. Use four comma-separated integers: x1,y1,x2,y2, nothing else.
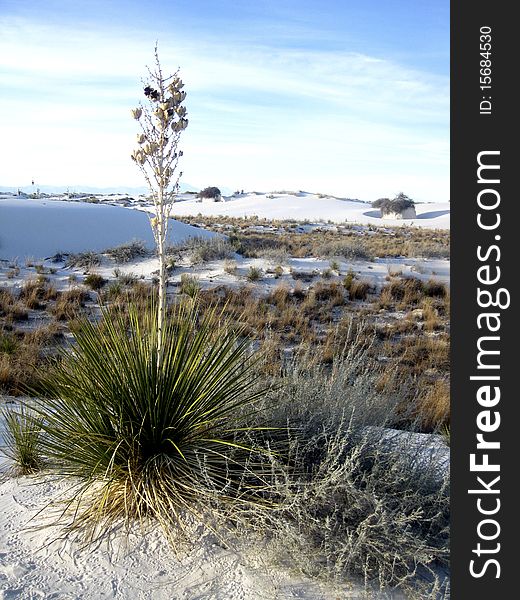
373,192,415,215
197,186,221,200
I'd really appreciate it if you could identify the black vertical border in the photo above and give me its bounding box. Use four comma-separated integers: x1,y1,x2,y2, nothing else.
452,2,516,598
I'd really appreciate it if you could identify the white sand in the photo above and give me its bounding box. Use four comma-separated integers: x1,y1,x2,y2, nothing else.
0,197,215,261
0,472,376,599
164,192,450,230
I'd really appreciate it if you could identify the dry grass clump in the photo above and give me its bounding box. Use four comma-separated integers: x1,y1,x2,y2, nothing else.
0,289,29,322
20,279,58,309
413,379,450,431
51,288,90,321
105,240,149,263
347,279,372,301
0,325,61,395
179,273,201,297
84,273,107,290
223,259,238,275
246,265,262,282
377,276,448,311
307,281,345,306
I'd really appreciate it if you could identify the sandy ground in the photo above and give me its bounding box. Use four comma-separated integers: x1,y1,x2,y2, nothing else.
0,471,394,600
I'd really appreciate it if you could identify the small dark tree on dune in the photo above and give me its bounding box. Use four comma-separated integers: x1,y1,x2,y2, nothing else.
197,186,222,200
373,193,415,215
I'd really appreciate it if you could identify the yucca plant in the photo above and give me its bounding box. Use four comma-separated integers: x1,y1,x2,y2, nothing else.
131,45,188,369
31,299,275,542
1,403,44,475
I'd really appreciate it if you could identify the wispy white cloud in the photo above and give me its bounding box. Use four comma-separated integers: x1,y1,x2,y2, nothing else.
0,15,448,201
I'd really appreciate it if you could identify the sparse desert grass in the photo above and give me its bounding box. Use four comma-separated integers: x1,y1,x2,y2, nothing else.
105,240,149,263
173,214,450,259
66,251,101,270
319,239,375,261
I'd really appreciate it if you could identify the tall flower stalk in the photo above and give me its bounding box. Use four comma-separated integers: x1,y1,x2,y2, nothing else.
131,46,188,368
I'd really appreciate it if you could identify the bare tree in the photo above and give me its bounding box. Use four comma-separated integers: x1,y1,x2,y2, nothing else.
131,46,188,368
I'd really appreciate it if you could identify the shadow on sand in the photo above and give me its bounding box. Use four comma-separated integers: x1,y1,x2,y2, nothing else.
416,210,450,220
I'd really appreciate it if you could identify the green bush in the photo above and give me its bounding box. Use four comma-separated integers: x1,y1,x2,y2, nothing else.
31,301,273,541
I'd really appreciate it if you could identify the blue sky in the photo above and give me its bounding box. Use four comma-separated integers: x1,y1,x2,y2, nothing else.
0,1,449,202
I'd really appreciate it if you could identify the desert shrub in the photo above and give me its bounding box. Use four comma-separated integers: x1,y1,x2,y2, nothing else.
245,339,449,594
257,426,449,593
66,251,101,270
1,403,44,475
105,240,149,263
31,301,274,542
373,193,415,215
197,186,221,200
84,273,107,290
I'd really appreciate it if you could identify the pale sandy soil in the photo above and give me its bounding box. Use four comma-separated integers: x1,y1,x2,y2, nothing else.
0,471,401,600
